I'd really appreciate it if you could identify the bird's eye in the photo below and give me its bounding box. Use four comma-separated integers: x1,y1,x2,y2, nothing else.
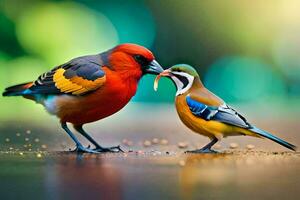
133,55,149,66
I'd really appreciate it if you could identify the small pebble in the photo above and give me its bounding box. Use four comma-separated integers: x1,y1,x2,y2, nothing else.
230,143,239,149
160,139,169,145
179,160,186,166
19,152,24,156
25,138,29,142
127,141,133,146
177,142,188,149
5,138,10,142
34,138,40,143
26,130,31,134
152,138,159,144
36,153,42,158
41,144,47,149
16,133,21,137
123,140,133,146
23,144,28,148
246,144,255,150
9,147,14,150
143,140,152,147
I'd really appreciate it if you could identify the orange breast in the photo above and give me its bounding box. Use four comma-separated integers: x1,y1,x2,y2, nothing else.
55,69,138,125
175,94,229,139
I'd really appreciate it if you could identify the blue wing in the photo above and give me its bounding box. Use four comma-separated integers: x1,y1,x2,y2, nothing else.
186,96,297,151
186,96,251,128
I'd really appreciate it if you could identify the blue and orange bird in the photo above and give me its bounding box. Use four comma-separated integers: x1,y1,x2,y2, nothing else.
3,43,163,153
154,64,296,153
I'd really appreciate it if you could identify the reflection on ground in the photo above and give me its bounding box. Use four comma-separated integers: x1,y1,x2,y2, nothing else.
0,151,299,200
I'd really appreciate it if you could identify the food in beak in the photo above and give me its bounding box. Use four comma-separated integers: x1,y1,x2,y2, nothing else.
154,74,162,91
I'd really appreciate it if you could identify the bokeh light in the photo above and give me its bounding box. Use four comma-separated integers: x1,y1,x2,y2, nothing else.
272,30,300,96
0,56,48,119
15,2,118,65
204,56,286,102
83,0,156,48
0,0,300,119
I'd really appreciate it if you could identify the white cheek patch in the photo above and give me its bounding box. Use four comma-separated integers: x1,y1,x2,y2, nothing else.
171,76,184,91
171,72,194,96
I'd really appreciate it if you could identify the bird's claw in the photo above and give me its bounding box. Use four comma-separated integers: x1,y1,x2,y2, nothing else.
185,149,218,154
93,145,124,153
72,145,100,154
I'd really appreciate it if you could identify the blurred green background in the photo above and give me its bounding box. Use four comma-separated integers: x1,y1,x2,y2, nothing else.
0,0,299,130
0,2,299,199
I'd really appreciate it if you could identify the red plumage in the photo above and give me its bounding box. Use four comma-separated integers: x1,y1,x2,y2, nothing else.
57,66,139,125
3,43,163,153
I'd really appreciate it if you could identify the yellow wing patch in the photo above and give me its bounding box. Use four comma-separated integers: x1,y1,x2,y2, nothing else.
53,68,106,95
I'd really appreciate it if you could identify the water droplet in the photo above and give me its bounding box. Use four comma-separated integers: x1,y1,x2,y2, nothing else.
160,139,169,145
177,142,188,149
143,140,152,147
152,138,159,144
230,143,239,149
246,144,255,150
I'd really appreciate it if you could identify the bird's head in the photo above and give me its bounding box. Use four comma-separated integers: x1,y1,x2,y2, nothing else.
154,64,199,95
108,43,163,79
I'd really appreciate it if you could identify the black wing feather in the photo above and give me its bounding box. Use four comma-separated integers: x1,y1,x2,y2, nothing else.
28,54,105,95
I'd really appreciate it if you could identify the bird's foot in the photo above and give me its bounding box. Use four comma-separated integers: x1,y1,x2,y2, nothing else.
93,145,124,153
185,148,218,154
72,145,100,154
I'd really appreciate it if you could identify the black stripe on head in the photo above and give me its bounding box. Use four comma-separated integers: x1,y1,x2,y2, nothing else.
174,74,189,88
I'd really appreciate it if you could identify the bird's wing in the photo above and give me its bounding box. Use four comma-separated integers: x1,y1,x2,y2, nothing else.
28,55,106,95
186,95,251,128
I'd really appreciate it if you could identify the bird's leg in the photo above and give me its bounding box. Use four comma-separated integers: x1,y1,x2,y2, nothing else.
61,122,100,153
185,137,219,153
74,125,124,153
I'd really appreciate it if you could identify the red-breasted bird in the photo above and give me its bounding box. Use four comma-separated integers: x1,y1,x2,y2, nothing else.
154,64,296,153
3,43,163,153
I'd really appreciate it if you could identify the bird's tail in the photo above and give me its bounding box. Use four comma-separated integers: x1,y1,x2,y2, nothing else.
2,82,33,96
248,126,297,151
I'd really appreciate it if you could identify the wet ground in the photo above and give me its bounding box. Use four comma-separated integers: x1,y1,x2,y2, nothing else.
0,150,299,200
0,104,299,199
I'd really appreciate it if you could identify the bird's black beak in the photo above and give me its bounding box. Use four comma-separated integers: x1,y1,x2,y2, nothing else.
145,60,164,75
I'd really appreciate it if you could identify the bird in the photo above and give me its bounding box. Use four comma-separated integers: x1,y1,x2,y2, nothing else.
3,43,163,153
154,64,297,153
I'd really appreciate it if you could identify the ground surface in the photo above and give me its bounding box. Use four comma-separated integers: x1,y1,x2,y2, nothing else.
0,104,299,199
0,150,299,200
